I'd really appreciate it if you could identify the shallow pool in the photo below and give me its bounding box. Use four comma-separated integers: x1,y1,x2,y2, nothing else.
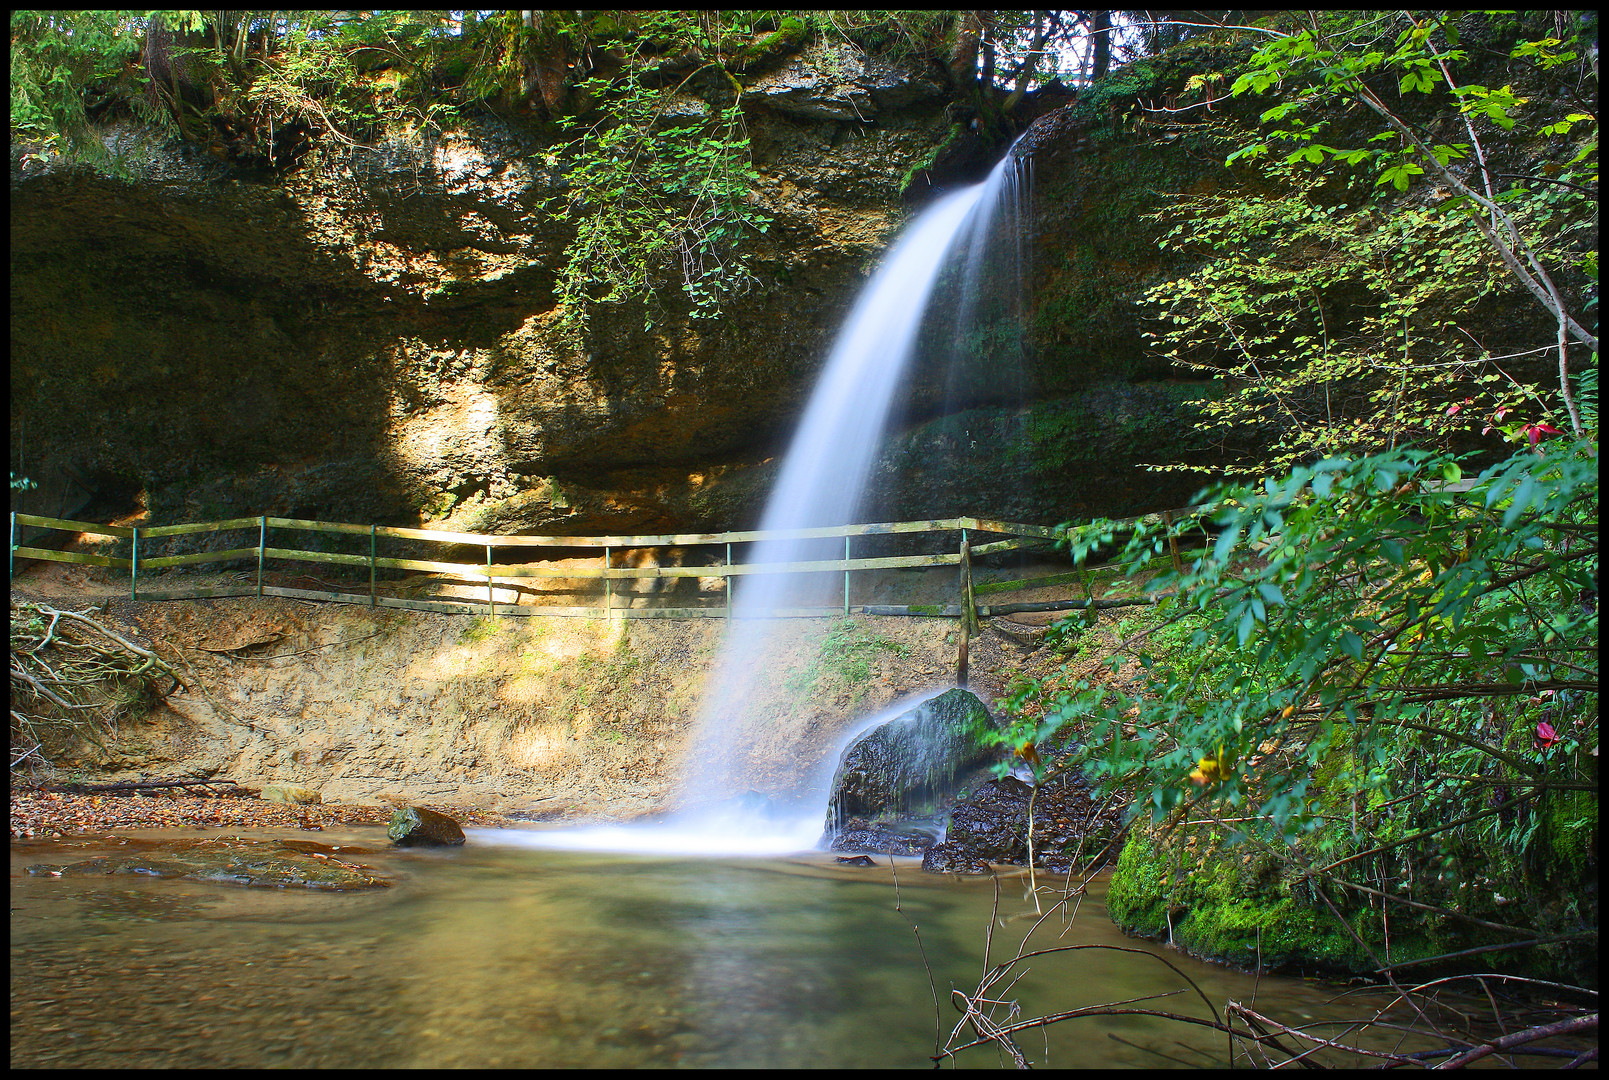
12,824,1421,1068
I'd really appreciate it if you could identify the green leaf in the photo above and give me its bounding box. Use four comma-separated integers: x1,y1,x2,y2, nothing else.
1237,608,1256,647
1214,523,1243,564
1377,163,1425,191
1339,631,1364,661
1501,477,1536,527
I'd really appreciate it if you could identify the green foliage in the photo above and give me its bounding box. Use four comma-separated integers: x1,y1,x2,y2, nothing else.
1008,433,1597,970
11,10,461,172
239,11,460,146
551,55,770,333
1143,167,1531,475
10,11,148,162
1132,10,1600,476
1213,10,1597,446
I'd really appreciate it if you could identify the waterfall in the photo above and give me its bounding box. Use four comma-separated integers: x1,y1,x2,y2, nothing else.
681,145,1031,813
483,145,1032,856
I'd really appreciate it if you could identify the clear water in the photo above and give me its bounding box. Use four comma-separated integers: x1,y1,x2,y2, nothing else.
10,826,1426,1069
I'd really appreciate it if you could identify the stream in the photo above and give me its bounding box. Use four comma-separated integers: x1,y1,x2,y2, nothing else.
12,824,1428,1069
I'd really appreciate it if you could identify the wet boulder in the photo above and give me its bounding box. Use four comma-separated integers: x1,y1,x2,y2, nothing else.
828,816,941,857
920,846,992,875
387,806,466,847
920,776,1127,875
824,688,1001,840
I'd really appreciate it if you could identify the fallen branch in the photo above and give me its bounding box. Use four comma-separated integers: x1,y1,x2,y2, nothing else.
1438,1012,1598,1069
42,777,243,797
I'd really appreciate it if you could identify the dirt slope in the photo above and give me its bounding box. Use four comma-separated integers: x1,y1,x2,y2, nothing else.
12,561,1054,821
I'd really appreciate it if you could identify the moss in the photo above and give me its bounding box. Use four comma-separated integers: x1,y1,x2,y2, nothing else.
1106,827,1451,976
788,617,911,706
731,15,808,72
1539,789,1598,875
458,615,501,645
900,122,964,198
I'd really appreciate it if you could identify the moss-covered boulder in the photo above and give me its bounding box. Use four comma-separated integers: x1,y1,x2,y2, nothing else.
1104,817,1597,984
824,688,999,838
1105,827,1392,976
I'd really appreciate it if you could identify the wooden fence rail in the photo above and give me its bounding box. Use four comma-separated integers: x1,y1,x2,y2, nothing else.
9,504,1215,623
10,510,1097,619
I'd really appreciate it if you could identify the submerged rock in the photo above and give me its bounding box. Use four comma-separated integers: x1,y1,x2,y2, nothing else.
834,855,879,867
920,846,991,875
25,837,387,890
387,805,466,847
824,688,1000,840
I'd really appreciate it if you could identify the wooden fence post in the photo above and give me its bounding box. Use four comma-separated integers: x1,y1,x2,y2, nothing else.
369,524,377,606
604,545,612,620
8,511,15,580
957,530,973,687
486,544,494,616
130,526,139,601
844,535,851,615
258,516,266,597
725,542,732,620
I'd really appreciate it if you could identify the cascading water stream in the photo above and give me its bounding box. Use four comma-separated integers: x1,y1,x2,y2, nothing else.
486,144,1031,855
679,144,1030,819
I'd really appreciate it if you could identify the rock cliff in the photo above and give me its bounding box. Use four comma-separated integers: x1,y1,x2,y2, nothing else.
9,36,1229,540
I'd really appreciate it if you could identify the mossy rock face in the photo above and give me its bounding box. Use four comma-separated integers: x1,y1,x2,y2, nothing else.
866,385,1220,525
824,688,999,836
1105,829,1405,975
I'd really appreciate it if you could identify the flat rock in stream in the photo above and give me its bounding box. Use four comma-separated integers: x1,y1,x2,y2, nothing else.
25,837,388,890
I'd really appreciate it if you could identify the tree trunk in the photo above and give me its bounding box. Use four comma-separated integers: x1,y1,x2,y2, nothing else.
1091,10,1112,81
949,11,983,92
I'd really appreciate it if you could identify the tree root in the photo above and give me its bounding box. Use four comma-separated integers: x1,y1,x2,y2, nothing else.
10,600,180,770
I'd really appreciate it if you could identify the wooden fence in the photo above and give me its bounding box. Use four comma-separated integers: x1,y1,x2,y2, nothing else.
9,510,1117,621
